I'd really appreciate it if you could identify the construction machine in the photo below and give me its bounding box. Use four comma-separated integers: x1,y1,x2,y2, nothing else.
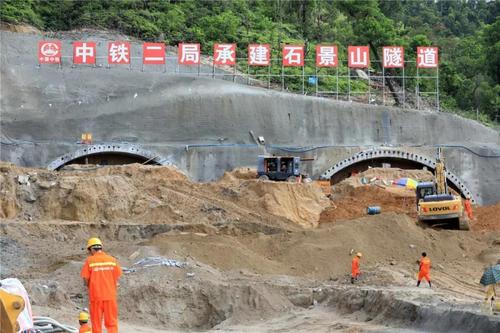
0,287,25,333
257,155,313,182
416,148,470,230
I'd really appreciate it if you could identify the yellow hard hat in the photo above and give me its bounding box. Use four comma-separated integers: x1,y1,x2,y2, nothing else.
356,252,363,257
86,237,102,249
79,311,89,321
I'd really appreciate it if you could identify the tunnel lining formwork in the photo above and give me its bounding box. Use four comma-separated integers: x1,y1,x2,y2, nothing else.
319,148,474,202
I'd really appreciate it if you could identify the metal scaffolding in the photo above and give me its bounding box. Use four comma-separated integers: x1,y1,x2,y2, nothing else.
46,54,440,111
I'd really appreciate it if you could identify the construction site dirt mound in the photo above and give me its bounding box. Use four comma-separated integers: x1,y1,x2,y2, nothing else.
472,202,500,231
0,163,327,227
321,185,416,222
357,167,435,182
335,167,434,190
219,167,258,182
2,163,500,331
234,181,329,228
330,167,433,199
3,210,494,330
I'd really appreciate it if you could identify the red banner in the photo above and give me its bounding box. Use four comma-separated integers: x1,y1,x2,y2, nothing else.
383,46,404,68
316,45,337,67
178,43,200,65
37,40,441,70
348,46,370,68
73,41,96,64
248,44,270,66
108,41,130,64
417,47,438,68
143,43,165,65
282,45,304,67
38,41,62,64
213,43,236,65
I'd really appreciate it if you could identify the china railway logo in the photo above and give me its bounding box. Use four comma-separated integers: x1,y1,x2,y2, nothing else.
38,41,61,64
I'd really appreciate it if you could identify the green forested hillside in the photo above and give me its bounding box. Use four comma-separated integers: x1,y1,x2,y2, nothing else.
1,0,499,123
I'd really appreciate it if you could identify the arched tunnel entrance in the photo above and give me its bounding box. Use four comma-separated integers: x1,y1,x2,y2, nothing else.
320,148,475,202
47,144,171,170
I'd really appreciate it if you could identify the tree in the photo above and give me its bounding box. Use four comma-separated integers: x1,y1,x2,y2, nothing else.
0,0,43,28
337,0,403,104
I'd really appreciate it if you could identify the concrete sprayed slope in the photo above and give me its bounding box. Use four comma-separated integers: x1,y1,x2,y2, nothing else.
1,31,499,147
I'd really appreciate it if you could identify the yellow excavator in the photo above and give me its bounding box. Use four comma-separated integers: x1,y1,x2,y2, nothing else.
416,148,470,230
0,287,25,333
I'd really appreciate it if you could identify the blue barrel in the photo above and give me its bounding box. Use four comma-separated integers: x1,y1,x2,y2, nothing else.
367,206,381,215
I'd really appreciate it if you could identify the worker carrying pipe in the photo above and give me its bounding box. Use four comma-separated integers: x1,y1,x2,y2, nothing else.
351,252,362,284
81,238,122,333
417,252,432,288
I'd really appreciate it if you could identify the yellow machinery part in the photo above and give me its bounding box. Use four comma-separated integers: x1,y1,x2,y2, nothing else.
435,161,447,194
418,198,463,217
0,289,25,333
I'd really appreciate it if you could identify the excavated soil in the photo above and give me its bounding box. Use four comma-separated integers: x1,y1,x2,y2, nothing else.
320,168,427,222
0,162,328,228
1,163,500,332
320,185,417,222
472,202,500,231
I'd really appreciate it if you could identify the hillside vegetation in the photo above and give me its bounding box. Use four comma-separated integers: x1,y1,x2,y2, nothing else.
1,0,499,124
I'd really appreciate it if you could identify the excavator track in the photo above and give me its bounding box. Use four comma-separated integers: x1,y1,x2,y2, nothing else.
459,217,470,231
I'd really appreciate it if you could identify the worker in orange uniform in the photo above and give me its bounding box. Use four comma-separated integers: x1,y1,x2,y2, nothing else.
79,312,92,333
81,238,122,333
417,252,432,288
351,252,362,284
464,196,473,220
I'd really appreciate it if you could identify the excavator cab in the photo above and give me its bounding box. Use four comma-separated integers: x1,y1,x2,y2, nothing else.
416,182,435,207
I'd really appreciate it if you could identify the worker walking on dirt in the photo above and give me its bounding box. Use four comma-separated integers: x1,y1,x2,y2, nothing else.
351,252,362,284
81,238,122,333
464,196,473,220
79,311,92,333
417,252,432,288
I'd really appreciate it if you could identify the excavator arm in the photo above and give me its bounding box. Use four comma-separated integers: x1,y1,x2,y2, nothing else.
434,147,447,195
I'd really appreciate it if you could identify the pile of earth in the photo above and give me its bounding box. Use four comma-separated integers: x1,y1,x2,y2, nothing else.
0,163,328,228
472,202,500,231
320,167,430,222
2,210,494,331
320,185,417,222
2,163,500,331
320,167,500,228
333,167,435,193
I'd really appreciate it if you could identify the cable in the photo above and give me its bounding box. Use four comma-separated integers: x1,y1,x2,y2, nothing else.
32,316,78,333
270,144,500,158
435,144,500,158
2,136,499,158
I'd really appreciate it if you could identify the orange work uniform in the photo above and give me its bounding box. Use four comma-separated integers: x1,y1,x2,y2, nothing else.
464,199,473,220
418,257,431,282
351,256,360,278
81,251,122,333
79,323,92,333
